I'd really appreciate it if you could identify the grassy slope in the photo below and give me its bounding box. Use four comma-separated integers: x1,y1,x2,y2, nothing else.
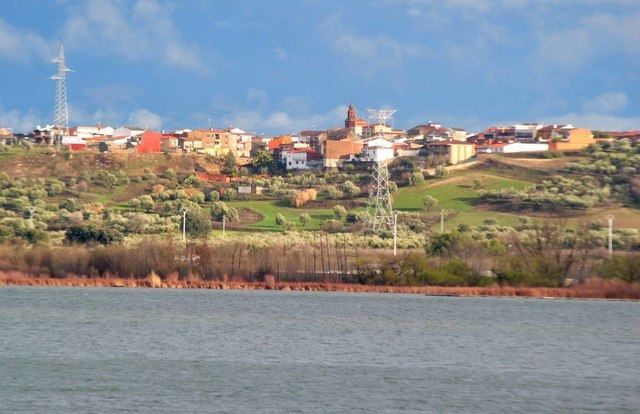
393,172,531,229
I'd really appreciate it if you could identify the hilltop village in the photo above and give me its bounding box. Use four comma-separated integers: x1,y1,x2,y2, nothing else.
3,104,639,175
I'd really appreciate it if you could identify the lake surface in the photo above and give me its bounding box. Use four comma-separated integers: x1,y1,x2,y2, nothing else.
0,287,638,413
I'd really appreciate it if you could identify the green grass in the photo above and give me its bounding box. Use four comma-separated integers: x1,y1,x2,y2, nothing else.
393,172,531,229
228,199,335,231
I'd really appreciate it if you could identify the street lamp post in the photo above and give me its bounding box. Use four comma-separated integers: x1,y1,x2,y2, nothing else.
392,211,399,256
181,208,188,243
222,215,226,237
606,214,614,256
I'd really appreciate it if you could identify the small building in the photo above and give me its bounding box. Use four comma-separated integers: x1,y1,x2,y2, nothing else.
281,148,323,170
324,138,364,168
136,131,162,153
228,127,253,158
422,140,476,165
361,137,394,162
548,128,595,151
490,142,549,153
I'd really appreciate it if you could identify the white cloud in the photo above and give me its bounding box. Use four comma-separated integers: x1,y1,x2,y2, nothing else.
583,92,629,114
548,112,640,131
0,106,43,133
215,105,349,134
63,0,206,73
130,109,162,129
0,19,55,62
323,15,420,68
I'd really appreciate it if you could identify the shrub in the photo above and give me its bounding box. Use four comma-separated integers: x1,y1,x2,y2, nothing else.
222,188,237,201
422,195,439,211
65,225,123,245
206,190,220,202
341,181,361,198
326,185,344,200
275,213,287,227
410,172,425,186
333,205,347,220
299,213,311,227
289,189,318,208
183,175,201,187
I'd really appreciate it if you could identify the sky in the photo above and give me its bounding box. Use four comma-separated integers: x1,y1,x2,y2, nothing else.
0,0,639,134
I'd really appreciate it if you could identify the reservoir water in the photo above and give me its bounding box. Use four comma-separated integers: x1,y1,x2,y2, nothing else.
1,287,638,413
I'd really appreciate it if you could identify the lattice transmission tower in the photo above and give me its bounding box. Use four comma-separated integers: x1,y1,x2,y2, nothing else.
366,108,397,232
368,160,394,231
50,45,71,146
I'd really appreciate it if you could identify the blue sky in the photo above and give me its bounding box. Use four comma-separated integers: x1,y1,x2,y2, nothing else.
1,0,639,134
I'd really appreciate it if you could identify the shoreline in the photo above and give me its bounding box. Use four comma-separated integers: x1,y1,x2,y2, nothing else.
1,273,638,300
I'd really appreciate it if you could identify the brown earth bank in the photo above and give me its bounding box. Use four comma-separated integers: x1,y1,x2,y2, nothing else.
1,272,638,300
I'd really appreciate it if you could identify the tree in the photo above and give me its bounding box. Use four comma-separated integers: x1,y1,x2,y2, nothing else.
210,201,239,221
252,150,273,172
341,181,360,198
299,213,311,227
185,210,212,239
422,195,439,211
206,190,220,202
139,195,155,212
221,152,239,176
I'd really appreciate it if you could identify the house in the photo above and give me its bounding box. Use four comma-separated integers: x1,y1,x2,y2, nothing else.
536,124,574,142
228,127,253,158
281,148,323,170
361,137,395,162
548,128,595,151
268,135,293,151
513,123,543,143
324,138,364,168
407,122,450,141
0,127,14,144
76,125,114,139
61,135,86,151
160,134,181,152
299,130,328,153
422,140,476,165
136,131,162,153
184,129,236,156
450,128,467,141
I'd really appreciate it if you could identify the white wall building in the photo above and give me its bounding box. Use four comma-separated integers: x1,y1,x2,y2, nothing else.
361,137,395,162
496,142,549,153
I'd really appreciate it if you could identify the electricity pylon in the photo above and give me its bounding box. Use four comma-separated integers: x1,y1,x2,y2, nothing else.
368,160,394,232
50,45,71,147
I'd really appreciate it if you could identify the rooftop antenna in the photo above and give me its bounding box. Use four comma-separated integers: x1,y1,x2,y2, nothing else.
50,45,71,148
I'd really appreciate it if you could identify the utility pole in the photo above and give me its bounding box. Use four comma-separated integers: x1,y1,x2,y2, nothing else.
392,211,398,256
222,215,226,237
606,214,614,256
440,210,445,233
181,208,188,243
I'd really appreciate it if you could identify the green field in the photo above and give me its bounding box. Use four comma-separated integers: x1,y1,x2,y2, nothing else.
393,172,531,229
227,199,335,231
